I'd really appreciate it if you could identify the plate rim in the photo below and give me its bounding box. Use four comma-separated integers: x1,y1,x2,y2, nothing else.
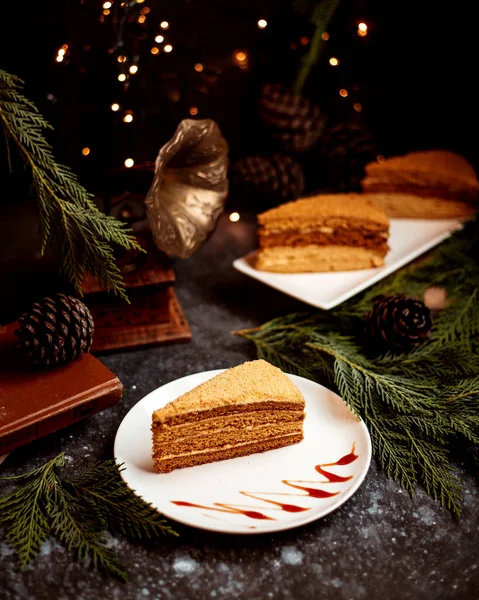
114,368,372,535
232,218,462,310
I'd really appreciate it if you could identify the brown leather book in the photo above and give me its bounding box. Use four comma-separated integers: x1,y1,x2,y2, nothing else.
0,323,123,455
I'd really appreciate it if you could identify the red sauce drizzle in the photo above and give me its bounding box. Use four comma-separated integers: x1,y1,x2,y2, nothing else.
240,491,308,513
321,443,358,466
314,466,353,483
281,481,339,498
171,500,273,520
171,443,359,522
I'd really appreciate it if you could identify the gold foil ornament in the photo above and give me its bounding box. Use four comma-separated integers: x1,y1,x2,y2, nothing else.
145,119,229,259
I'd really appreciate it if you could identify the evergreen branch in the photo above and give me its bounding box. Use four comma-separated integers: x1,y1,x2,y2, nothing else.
0,69,144,301
238,329,320,382
366,418,417,493
0,454,178,580
372,343,479,380
405,433,463,516
65,461,179,540
50,487,128,582
293,0,342,95
0,453,66,482
0,455,64,568
431,290,479,351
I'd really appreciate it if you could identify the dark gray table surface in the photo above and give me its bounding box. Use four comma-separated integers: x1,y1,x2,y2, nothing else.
1,214,478,600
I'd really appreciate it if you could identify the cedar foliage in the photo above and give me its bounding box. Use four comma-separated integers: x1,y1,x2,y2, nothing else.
0,70,144,301
0,455,178,581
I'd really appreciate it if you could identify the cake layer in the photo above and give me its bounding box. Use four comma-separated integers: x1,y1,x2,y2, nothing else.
257,194,389,234
153,360,304,425
153,433,303,473
255,245,386,273
152,408,303,441
259,226,389,253
154,399,303,427
260,216,387,235
366,193,476,219
361,181,478,206
153,420,303,456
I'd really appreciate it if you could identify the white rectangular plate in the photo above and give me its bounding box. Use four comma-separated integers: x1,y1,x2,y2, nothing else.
233,218,462,310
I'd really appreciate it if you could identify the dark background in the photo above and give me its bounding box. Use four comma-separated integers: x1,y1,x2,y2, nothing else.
0,0,477,194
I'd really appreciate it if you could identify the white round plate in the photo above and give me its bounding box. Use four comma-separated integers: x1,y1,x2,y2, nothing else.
114,370,372,534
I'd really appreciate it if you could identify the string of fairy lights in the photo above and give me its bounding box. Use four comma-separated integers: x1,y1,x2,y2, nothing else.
53,0,370,223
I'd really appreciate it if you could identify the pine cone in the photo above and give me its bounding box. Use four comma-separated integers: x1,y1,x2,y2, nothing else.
321,121,378,191
231,154,304,207
259,84,325,153
15,294,94,366
365,294,432,352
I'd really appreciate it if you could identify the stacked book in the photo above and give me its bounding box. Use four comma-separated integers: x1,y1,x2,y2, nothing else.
82,231,191,353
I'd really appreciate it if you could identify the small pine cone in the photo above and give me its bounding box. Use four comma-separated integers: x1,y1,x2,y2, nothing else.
259,84,325,153
365,294,432,352
231,154,304,204
321,121,378,191
15,294,94,367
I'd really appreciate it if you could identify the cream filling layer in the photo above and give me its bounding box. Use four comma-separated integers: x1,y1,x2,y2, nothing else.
153,432,301,462
153,421,303,455
153,409,303,437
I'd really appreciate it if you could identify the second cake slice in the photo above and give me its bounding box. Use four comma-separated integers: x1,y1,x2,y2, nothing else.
256,194,390,273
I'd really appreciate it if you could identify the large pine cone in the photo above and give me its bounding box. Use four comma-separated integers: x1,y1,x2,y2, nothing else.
231,154,304,207
15,294,94,366
259,84,325,153
365,294,432,352
321,121,378,191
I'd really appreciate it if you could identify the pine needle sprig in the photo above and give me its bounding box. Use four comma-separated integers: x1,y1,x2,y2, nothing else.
366,417,417,493
430,290,479,350
0,455,64,568
406,433,463,513
0,454,178,580
50,487,127,582
372,343,479,380
237,217,479,515
0,69,144,301
436,378,479,444
65,460,178,540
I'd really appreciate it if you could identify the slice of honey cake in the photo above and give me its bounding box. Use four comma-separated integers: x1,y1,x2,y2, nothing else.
361,150,479,218
255,193,389,273
151,360,305,473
